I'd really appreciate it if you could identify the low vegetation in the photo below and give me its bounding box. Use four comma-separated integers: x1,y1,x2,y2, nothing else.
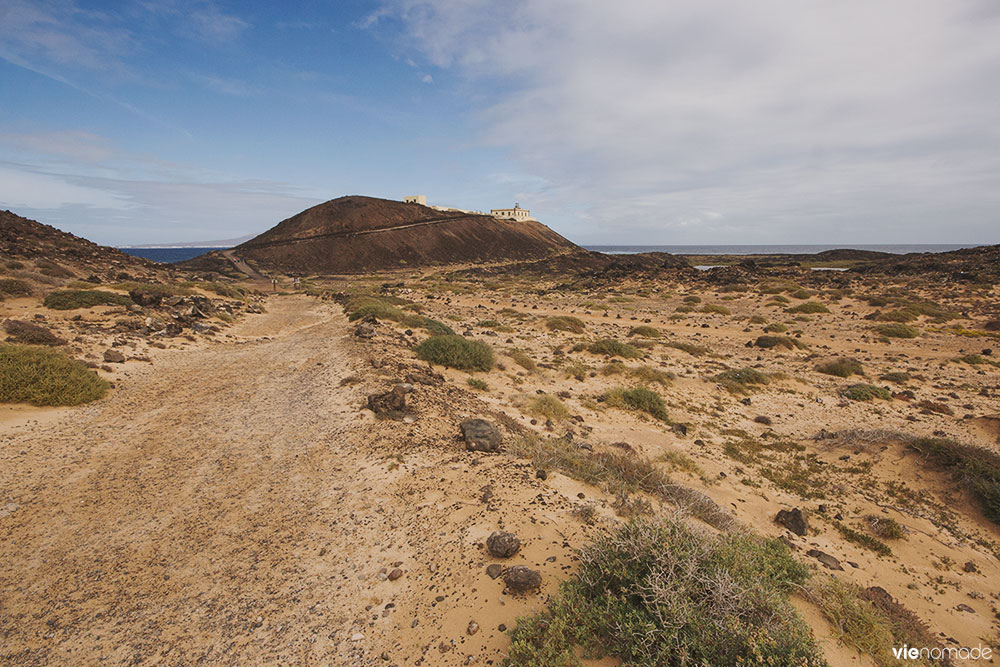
0,278,32,299
909,437,1000,524
0,344,109,406
816,357,864,378
700,304,731,315
509,349,537,372
602,386,669,421
43,289,133,310
3,320,66,346
346,295,455,335
806,576,940,667
526,394,570,420
414,335,494,371
865,515,906,540
715,367,771,393
545,315,586,333
832,520,893,556
664,340,709,356
504,516,824,667
840,383,892,401
874,323,920,339
754,335,807,350
786,302,830,314
588,338,643,359
627,325,660,338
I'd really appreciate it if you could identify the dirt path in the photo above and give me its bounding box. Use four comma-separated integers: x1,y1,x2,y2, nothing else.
0,296,591,666
220,248,266,281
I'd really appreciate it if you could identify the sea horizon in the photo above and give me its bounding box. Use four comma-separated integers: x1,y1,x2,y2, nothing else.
121,242,985,264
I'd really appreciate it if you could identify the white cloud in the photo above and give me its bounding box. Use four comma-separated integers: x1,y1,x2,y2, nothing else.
379,0,1000,243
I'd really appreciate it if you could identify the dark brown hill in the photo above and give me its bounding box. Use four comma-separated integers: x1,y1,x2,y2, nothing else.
0,209,159,277
183,196,577,274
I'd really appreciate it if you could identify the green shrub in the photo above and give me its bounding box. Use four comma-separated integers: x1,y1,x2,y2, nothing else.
588,338,642,359
769,295,791,304
763,322,788,333
43,289,133,310
111,281,192,296
527,394,570,420
347,297,407,321
878,371,910,383
840,383,891,401
504,517,823,667
754,335,806,350
786,302,829,314
628,325,660,338
700,304,731,315
629,365,674,386
790,288,813,299
3,320,66,346
748,315,767,324
682,295,701,303
674,304,695,313
467,377,488,391
805,576,896,666
414,335,494,371
874,323,920,339
0,344,108,406
545,316,586,333
603,386,669,421
716,368,770,393
816,357,864,378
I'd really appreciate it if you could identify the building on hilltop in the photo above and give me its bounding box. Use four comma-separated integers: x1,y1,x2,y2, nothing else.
403,195,426,206
490,203,532,221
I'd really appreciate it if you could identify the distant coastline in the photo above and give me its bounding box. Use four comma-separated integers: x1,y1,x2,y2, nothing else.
583,244,978,255
123,243,985,264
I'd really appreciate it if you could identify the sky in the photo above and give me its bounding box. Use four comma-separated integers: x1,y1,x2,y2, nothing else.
1,1,999,246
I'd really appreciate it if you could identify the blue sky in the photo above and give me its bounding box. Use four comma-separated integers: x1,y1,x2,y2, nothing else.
2,1,999,246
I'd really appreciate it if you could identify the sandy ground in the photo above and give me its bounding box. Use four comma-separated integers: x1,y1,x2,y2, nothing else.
3,271,1000,666
0,297,606,665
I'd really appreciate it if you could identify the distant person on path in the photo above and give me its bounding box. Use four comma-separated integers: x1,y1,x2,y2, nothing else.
271,278,277,292
293,277,300,289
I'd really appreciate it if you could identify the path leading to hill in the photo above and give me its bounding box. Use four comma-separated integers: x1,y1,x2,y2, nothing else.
221,248,266,281
0,296,586,666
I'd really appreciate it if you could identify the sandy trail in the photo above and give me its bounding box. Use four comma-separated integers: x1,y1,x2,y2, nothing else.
0,298,387,664
0,296,595,666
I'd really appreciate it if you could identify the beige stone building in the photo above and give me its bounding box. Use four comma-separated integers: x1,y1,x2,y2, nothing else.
490,203,532,221
403,195,426,206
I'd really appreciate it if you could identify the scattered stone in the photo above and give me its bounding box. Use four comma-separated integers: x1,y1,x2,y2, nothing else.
486,531,521,558
774,508,808,536
406,370,443,386
460,419,502,452
103,349,125,363
504,566,541,593
963,561,979,573
351,632,364,642
754,415,773,426
367,384,412,418
955,603,976,613
671,423,688,437
535,468,547,480
486,564,503,579
467,621,479,636
354,323,376,338
388,568,403,581
806,549,844,570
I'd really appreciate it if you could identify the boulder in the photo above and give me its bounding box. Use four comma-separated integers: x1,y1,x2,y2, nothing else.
486,531,521,558
460,419,501,452
103,349,126,364
354,323,376,338
367,384,413,418
504,566,541,593
775,508,808,536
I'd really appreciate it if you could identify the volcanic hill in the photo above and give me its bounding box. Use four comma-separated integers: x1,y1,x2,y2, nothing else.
0,209,160,279
183,196,578,274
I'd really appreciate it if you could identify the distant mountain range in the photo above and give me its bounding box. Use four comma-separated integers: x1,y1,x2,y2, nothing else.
118,233,257,249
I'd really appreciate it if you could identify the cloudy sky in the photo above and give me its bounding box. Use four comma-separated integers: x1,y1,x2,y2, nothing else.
2,0,998,245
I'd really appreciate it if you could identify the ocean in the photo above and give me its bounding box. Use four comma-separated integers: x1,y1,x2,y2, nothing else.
582,244,976,255
122,243,978,264
120,247,227,263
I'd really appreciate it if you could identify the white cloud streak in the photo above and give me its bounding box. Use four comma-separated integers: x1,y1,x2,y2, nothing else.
379,0,1000,243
